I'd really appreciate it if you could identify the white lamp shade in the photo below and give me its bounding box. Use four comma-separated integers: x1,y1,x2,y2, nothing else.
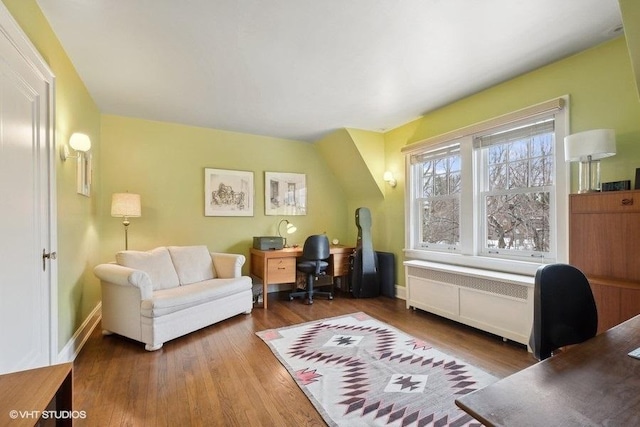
111,193,141,217
69,133,92,152
285,223,297,234
564,129,616,162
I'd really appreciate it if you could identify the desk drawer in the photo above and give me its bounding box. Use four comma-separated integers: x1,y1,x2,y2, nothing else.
570,191,640,213
332,253,351,276
267,257,296,283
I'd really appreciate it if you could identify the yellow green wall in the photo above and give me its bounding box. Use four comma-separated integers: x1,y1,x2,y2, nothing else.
384,36,640,287
99,116,350,268
5,0,640,354
620,0,640,98
2,0,102,351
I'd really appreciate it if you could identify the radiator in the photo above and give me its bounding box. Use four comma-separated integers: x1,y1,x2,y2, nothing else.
404,261,534,347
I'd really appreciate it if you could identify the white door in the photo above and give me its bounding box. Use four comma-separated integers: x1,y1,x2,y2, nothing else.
0,6,56,374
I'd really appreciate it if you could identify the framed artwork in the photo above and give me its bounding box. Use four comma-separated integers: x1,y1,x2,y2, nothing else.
204,168,254,216
265,172,306,215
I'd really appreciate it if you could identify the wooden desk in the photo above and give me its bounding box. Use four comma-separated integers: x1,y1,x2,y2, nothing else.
455,315,640,426
250,245,354,309
0,362,73,426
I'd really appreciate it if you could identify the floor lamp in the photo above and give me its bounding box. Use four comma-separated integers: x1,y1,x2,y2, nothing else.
111,193,141,250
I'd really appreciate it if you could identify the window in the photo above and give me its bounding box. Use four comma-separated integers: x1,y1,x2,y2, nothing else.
476,118,555,259
404,99,568,274
412,144,461,250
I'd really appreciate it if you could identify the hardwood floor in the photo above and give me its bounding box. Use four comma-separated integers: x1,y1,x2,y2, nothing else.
73,292,536,426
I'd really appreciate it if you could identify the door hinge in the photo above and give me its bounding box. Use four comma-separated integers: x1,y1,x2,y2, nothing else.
42,249,57,271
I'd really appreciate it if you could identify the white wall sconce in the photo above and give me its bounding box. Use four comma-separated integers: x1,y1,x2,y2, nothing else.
60,132,91,161
564,129,616,193
60,133,92,196
277,219,297,247
111,193,142,250
383,171,397,188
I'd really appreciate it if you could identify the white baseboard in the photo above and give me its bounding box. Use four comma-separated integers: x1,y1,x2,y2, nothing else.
395,285,406,300
57,302,101,363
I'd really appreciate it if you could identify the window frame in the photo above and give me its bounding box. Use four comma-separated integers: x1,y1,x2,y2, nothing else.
475,116,557,261
403,98,569,276
412,143,462,251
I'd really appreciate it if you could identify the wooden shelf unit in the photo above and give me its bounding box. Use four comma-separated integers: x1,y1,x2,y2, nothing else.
569,190,640,333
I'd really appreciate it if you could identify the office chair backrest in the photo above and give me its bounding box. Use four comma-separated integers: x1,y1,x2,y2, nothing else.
530,263,598,360
302,235,330,261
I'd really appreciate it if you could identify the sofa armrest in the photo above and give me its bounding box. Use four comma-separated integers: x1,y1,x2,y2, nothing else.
210,253,245,278
93,263,153,300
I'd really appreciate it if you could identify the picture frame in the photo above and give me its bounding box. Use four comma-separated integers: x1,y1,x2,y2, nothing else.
265,172,306,215
204,168,254,216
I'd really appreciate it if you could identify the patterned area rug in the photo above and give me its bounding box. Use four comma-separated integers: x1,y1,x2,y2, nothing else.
256,312,496,427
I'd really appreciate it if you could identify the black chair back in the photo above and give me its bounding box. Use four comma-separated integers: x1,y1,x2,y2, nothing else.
530,263,598,360
302,235,330,261
289,235,333,304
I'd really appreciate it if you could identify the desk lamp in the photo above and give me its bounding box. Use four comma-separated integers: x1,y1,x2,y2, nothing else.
277,219,297,247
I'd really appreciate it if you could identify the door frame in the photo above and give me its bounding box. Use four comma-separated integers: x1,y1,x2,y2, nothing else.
0,4,58,365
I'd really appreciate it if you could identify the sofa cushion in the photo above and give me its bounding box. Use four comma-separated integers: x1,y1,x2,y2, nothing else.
140,277,252,317
116,247,180,290
167,245,216,285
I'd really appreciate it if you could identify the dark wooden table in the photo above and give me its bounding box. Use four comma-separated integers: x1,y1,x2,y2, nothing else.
455,315,640,426
0,362,73,426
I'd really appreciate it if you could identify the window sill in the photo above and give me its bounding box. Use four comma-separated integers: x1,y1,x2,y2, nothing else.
403,249,543,277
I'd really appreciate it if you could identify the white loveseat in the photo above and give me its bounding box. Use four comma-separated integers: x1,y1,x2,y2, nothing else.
93,245,253,351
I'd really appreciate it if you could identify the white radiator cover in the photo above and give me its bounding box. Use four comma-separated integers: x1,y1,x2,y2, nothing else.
404,260,534,347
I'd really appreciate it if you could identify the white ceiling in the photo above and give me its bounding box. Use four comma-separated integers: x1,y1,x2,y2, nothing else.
36,0,623,142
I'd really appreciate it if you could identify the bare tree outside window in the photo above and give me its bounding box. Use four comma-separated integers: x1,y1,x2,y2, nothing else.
481,130,554,255
406,101,566,265
418,153,461,247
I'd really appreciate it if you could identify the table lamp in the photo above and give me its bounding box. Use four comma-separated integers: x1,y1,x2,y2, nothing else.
564,129,616,193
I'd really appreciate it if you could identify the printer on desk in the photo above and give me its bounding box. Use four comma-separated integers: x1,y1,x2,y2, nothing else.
253,236,284,250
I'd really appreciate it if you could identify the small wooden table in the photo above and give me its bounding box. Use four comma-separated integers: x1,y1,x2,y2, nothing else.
0,362,73,426
455,315,640,426
250,245,354,309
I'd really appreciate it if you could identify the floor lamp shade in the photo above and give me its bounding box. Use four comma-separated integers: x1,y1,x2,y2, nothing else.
111,193,141,250
111,193,141,218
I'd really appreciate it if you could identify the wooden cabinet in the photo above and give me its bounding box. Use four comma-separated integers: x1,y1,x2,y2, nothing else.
330,251,351,277
570,191,640,333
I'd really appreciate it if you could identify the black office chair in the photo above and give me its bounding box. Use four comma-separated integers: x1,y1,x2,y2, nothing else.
289,235,333,304
529,263,598,360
